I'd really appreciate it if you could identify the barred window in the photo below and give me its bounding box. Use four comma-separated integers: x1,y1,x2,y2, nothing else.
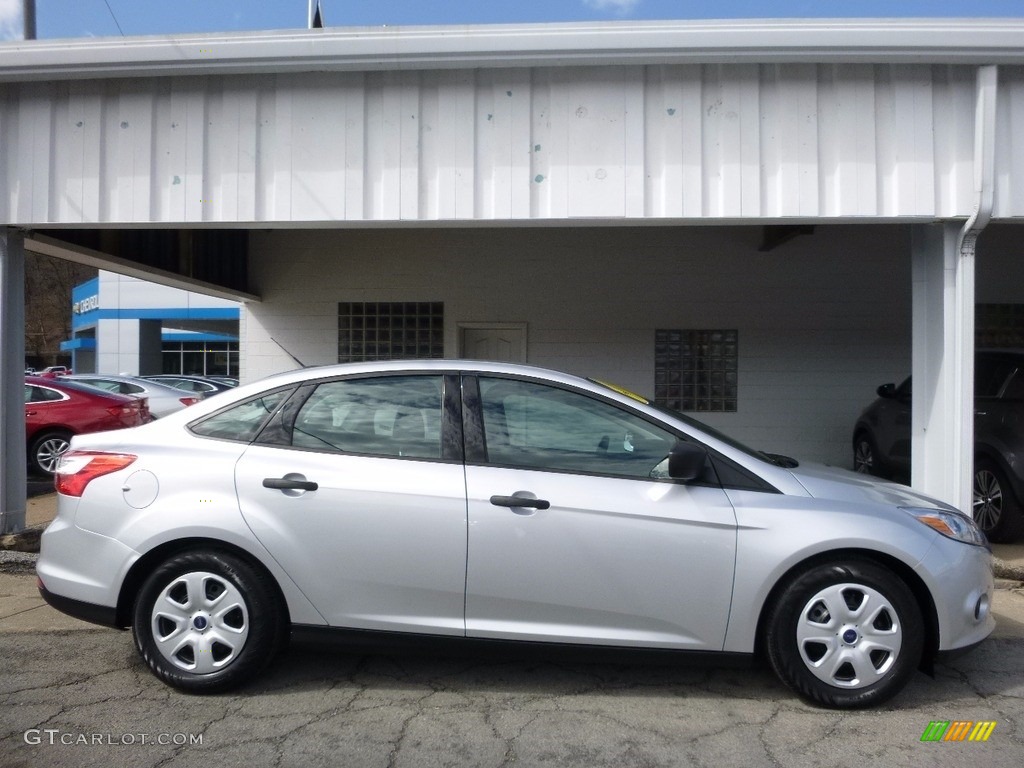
338,302,444,363
654,329,738,412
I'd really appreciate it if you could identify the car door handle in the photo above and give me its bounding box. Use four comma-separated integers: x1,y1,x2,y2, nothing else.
263,477,319,492
490,494,550,510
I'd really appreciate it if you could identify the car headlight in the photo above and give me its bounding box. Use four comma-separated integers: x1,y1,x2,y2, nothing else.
901,507,988,547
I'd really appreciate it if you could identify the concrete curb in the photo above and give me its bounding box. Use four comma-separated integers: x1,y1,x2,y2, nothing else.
0,526,43,553
995,557,1024,583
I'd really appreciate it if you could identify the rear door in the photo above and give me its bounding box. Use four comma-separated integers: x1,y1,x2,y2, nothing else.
233,373,469,635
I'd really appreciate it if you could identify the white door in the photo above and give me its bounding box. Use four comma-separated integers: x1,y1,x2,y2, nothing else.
460,324,527,362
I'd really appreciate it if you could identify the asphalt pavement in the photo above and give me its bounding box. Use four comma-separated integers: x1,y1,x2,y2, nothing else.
1,568,1023,767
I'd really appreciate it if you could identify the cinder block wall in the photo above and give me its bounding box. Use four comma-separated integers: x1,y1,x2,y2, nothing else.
242,223,1020,467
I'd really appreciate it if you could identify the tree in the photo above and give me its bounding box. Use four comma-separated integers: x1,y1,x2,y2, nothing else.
23,253,95,368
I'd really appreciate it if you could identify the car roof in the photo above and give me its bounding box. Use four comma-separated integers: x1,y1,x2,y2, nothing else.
252,359,595,389
25,375,136,401
62,374,188,395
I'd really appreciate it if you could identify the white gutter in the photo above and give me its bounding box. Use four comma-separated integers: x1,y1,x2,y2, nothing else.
1,19,1024,81
958,66,998,260
952,64,997,516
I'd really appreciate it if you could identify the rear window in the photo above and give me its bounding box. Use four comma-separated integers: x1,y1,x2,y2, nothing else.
189,390,291,442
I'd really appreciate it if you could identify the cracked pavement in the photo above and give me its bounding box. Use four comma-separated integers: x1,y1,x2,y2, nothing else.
2,571,1023,768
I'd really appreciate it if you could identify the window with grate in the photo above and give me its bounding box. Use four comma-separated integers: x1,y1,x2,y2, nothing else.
338,302,445,363
654,329,738,412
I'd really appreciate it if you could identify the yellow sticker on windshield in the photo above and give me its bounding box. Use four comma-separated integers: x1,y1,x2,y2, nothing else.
592,379,650,405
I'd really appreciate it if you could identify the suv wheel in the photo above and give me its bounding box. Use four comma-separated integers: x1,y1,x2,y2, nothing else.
973,458,1024,543
853,433,881,476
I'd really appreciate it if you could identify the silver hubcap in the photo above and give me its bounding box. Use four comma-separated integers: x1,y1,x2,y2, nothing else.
796,583,902,689
36,437,70,473
150,571,250,674
973,470,1002,532
853,441,874,473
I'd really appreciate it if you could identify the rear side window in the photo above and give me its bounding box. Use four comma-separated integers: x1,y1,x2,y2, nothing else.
289,376,444,459
25,385,65,403
190,390,290,442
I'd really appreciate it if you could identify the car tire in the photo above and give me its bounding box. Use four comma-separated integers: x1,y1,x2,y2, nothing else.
973,458,1024,543
852,432,883,477
765,559,923,709
29,430,73,476
132,550,286,693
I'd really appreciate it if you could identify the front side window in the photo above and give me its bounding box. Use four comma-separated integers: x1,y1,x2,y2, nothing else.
190,390,291,442
290,376,444,459
478,378,675,479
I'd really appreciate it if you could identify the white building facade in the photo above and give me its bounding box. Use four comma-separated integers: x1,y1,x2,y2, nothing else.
66,271,239,376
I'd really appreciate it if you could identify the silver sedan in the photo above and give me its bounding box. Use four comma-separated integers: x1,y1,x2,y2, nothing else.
37,361,994,708
61,373,203,418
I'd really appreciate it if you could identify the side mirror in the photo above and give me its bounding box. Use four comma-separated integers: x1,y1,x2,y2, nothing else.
876,383,896,399
668,441,708,482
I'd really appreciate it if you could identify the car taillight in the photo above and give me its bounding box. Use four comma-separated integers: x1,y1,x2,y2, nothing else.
106,405,136,417
55,451,137,497
179,397,201,407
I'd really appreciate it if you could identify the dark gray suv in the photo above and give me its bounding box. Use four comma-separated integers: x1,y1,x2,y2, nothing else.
853,350,1024,542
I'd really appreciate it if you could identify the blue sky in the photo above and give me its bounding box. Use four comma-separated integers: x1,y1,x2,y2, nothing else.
1,0,1023,40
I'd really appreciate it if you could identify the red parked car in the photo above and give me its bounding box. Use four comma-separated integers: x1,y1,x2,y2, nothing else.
24,376,149,475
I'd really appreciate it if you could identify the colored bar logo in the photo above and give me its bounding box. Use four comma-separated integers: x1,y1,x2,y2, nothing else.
921,721,996,742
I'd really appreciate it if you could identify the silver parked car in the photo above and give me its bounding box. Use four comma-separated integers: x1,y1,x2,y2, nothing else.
61,374,203,418
38,361,993,708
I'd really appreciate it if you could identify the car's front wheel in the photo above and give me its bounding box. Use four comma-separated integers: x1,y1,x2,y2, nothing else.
973,458,1024,543
765,559,923,709
132,550,286,693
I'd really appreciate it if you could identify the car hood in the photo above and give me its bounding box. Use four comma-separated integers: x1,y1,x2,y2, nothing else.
786,461,961,513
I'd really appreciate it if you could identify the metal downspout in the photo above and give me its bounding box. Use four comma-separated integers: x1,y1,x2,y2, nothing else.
958,65,997,258
954,64,997,516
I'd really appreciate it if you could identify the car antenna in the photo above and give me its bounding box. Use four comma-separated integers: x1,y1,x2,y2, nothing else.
270,336,307,368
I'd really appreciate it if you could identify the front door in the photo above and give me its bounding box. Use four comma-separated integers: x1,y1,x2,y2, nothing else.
463,375,738,650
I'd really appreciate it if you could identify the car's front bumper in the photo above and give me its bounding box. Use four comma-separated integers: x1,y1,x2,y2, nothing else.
917,537,995,653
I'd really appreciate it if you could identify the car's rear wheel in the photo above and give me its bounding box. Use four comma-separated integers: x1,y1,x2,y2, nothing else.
973,458,1024,543
765,559,923,709
29,430,72,475
132,550,285,693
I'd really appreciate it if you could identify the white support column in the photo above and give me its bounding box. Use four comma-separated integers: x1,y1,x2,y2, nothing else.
0,229,28,534
911,223,975,515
